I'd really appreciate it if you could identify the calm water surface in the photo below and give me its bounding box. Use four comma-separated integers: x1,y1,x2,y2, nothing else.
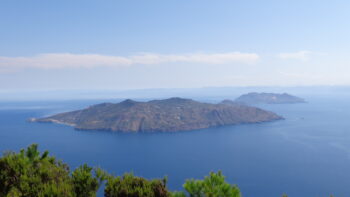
0,96,350,197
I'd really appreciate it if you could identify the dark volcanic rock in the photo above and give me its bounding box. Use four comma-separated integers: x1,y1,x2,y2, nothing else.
235,92,306,104
33,97,282,132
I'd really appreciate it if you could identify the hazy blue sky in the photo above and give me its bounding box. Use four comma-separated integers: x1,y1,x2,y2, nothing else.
1,0,349,90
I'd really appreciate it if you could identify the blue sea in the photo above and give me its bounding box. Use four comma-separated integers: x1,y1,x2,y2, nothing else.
1,96,350,197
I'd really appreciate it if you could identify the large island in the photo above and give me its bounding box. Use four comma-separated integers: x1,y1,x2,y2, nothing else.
32,97,282,132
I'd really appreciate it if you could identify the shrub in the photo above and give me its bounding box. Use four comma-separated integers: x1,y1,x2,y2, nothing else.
0,144,74,197
72,164,107,197
181,171,241,197
105,173,170,197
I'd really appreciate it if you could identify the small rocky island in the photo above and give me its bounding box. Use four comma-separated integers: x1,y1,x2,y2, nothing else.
32,97,282,132
235,92,306,104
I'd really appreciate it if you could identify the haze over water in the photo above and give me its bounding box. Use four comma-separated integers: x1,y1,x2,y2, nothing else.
1,94,350,197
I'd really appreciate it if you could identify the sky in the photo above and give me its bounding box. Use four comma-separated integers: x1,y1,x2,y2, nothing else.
1,0,350,91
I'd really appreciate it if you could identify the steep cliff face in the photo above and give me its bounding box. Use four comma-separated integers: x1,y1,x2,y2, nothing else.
33,97,282,132
235,93,306,104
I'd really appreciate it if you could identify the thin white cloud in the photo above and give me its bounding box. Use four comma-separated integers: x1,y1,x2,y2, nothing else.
0,53,132,70
0,52,259,71
278,50,312,61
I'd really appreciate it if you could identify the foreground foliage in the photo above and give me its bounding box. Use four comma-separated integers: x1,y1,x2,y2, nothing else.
0,144,106,197
0,144,74,197
0,144,334,197
0,144,241,197
105,173,170,197
182,171,240,197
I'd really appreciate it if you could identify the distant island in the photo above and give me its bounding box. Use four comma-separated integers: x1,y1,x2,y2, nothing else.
235,92,306,104
31,97,282,132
